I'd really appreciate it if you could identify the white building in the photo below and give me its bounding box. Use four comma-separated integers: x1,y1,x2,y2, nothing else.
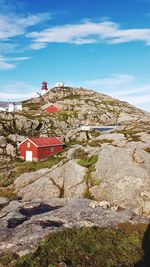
8,102,22,112
55,82,65,88
0,102,22,112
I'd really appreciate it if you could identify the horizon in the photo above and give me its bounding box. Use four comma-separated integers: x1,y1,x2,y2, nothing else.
0,0,150,111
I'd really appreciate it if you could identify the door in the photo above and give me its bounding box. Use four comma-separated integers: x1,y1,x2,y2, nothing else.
26,151,33,161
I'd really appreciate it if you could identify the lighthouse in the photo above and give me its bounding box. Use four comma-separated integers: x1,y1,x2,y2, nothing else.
41,81,48,95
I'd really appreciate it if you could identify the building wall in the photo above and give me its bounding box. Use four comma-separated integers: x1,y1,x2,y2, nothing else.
20,140,64,161
45,105,58,113
20,140,38,160
38,145,63,160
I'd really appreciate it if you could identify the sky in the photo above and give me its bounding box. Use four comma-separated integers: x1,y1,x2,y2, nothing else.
0,0,150,111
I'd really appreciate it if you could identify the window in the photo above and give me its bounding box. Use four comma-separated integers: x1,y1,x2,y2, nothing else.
27,142,30,148
50,147,54,152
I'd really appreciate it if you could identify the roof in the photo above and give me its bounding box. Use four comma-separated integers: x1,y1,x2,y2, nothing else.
19,137,64,147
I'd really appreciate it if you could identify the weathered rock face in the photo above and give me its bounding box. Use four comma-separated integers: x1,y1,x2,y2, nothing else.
90,142,150,215
0,198,149,256
6,143,16,157
0,136,7,147
14,160,87,201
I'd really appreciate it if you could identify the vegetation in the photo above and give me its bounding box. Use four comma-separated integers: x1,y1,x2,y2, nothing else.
77,154,98,168
14,156,63,179
0,187,19,201
89,139,113,147
74,149,98,166
117,130,141,142
3,224,149,267
0,156,63,190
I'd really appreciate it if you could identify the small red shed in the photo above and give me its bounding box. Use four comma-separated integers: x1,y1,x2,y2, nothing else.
45,104,58,113
19,137,64,161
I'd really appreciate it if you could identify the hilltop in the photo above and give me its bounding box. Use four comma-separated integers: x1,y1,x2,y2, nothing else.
0,86,150,265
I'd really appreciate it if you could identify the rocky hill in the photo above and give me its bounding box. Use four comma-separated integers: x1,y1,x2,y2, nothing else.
0,86,150,264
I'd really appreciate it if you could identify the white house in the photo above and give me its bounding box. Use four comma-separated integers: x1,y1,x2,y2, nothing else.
55,82,65,88
8,102,22,112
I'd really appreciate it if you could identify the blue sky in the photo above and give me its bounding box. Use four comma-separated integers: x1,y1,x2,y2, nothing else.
0,0,150,111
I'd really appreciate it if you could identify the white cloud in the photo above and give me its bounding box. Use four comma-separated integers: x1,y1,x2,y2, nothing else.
0,82,39,100
0,61,15,70
29,42,47,50
86,74,135,88
27,20,150,47
0,55,31,70
0,12,51,40
84,74,150,111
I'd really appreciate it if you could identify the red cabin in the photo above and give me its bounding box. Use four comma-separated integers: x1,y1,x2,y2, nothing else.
19,137,64,161
45,104,58,113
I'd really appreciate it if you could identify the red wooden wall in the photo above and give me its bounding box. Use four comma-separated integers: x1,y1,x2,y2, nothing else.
20,140,63,161
45,105,58,113
38,145,63,160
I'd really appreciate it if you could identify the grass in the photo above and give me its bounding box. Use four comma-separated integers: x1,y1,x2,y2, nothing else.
77,154,98,168
89,131,101,138
0,187,19,201
89,139,113,147
117,130,141,142
5,223,149,267
75,151,99,199
14,156,63,179
0,155,64,190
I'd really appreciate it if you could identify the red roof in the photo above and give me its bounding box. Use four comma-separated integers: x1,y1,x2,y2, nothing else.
29,137,64,147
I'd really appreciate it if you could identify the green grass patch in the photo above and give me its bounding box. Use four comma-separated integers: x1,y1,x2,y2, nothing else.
90,131,101,138
14,156,63,179
89,139,113,147
0,187,19,200
12,224,148,267
77,154,98,168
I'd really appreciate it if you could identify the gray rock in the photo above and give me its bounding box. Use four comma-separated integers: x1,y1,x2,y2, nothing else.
0,198,139,256
17,176,60,202
90,143,150,215
0,136,7,147
0,197,9,206
6,143,16,157
76,131,87,142
14,168,50,189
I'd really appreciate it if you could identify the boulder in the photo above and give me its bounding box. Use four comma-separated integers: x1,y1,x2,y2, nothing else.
17,176,60,202
0,197,9,207
6,144,16,157
90,143,150,215
76,132,87,142
15,160,87,201
0,136,7,147
14,168,50,189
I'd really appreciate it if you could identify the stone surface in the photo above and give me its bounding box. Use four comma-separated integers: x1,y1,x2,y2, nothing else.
0,198,149,256
90,143,150,215
0,197,9,206
6,144,16,157
0,136,7,147
14,160,87,201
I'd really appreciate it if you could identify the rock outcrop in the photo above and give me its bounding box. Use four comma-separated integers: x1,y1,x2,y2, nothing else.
0,198,149,256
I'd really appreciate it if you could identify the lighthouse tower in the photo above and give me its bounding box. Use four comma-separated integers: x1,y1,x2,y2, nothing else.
41,81,48,95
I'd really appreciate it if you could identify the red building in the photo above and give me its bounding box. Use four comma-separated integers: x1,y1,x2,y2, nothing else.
19,137,64,161
45,104,58,113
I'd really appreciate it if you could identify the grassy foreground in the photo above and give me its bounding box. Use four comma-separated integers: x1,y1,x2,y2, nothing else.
1,224,150,267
